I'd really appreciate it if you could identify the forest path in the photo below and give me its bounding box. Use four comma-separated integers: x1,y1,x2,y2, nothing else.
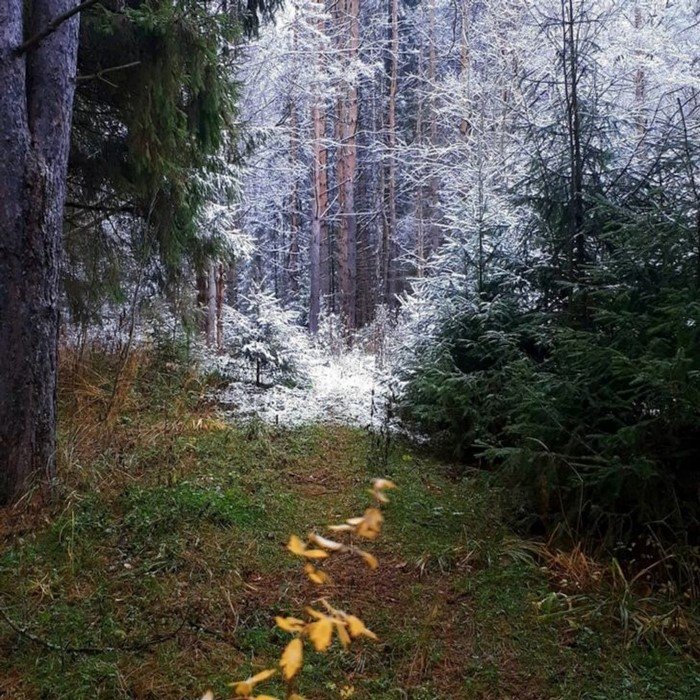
0,357,696,699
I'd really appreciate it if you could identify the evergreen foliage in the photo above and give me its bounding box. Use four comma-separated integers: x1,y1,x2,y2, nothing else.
400,252,700,544
221,289,309,386
397,2,700,545
64,0,249,325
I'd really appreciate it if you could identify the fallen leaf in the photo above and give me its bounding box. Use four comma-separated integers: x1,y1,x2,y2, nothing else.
280,638,303,680
345,614,378,640
307,616,334,651
356,508,383,540
335,620,351,648
304,563,330,585
275,616,306,633
373,478,397,490
231,668,276,696
357,549,379,569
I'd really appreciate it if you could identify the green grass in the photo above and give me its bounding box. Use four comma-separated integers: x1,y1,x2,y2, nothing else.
0,355,698,698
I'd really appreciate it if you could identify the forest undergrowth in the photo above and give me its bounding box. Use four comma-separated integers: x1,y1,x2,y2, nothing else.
0,347,698,699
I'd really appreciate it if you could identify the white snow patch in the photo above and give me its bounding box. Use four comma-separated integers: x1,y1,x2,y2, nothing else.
216,349,394,429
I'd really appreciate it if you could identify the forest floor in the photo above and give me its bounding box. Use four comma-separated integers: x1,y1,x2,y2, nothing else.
0,349,698,699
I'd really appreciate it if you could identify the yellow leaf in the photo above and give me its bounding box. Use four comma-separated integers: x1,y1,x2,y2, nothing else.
309,533,344,551
253,696,280,700
345,615,378,640
304,563,330,585
231,668,276,696
287,535,330,559
289,695,307,700
275,616,306,633
356,508,383,540
302,548,329,560
201,692,214,700
335,620,351,649
357,549,379,570
280,637,303,680
248,669,276,686
232,681,252,696
287,534,307,556
307,616,334,651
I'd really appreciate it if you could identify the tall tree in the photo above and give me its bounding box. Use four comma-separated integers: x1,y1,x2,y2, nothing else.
1,0,277,503
0,0,81,504
381,0,399,303
309,54,330,333
334,0,360,331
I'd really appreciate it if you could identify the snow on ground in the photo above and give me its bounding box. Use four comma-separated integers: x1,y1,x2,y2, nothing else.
215,349,393,429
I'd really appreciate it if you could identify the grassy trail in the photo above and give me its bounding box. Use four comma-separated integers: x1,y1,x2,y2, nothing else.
0,355,698,698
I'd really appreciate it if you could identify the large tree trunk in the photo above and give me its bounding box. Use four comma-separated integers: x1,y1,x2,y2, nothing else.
414,4,440,278
225,258,238,307
309,97,327,333
215,262,224,351
381,0,399,304
288,98,301,300
0,0,81,504
335,0,359,332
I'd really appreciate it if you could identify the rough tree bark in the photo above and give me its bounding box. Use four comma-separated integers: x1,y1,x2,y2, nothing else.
335,0,359,332
425,0,440,259
0,0,81,504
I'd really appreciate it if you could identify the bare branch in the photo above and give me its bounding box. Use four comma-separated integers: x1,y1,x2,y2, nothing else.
15,0,101,57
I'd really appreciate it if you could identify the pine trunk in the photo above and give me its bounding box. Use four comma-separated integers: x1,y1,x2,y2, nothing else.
288,99,301,299
309,0,329,333
382,0,399,304
310,100,326,333
335,0,359,332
